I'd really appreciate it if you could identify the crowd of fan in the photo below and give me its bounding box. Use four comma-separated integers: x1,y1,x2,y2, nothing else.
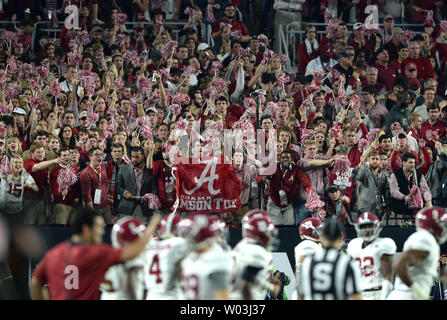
0,1,446,229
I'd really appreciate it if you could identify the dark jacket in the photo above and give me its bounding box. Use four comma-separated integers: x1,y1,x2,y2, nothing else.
116,164,157,216
425,153,447,205
385,105,410,133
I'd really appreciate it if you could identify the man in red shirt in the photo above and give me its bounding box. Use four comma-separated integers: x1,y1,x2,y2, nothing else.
152,144,177,215
407,112,423,144
79,147,113,224
420,104,447,150
23,143,61,225
374,48,397,91
389,44,409,76
342,126,362,168
266,150,312,226
50,148,81,225
402,40,434,81
297,25,319,73
212,4,249,44
30,207,161,300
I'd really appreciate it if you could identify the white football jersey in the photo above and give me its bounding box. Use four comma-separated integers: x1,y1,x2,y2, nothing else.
347,237,396,293
180,243,232,300
388,230,440,300
230,239,273,300
145,236,188,300
0,172,35,214
294,240,323,268
100,254,146,300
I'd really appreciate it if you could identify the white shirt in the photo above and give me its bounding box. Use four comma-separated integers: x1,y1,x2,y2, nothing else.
305,57,338,76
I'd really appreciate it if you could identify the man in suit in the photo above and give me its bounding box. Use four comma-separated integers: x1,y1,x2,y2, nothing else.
116,146,157,223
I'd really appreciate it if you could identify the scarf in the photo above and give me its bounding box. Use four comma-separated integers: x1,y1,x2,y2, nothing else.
305,39,318,56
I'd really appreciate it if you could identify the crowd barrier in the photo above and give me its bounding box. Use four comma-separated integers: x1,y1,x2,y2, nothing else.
278,22,426,69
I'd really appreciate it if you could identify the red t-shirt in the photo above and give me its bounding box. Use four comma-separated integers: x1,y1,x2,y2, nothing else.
33,241,122,300
401,56,435,80
375,63,397,91
24,157,48,200
420,119,447,150
212,18,249,37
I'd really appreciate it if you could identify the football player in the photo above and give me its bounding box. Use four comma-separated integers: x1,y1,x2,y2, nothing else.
179,214,233,300
145,213,188,300
388,207,447,300
231,209,281,300
347,212,396,300
100,217,147,300
292,217,323,299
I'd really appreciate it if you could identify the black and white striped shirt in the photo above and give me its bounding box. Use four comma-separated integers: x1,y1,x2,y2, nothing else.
297,247,362,300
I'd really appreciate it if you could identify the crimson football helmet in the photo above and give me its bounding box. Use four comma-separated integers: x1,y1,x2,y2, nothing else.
299,217,322,242
111,216,146,248
354,212,382,242
158,214,182,238
242,209,272,225
243,215,278,249
184,214,221,249
416,207,447,244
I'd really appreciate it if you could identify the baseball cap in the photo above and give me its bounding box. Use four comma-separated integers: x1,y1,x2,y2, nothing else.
392,27,404,35
92,25,104,33
79,111,88,119
405,62,417,72
321,218,345,242
398,132,407,139
353,23,363,31
197,43,210,51
147,107,158,114
340,51,353,58
384,15,394,22
408,78,420,90
328,185,340,193
12,107,26,115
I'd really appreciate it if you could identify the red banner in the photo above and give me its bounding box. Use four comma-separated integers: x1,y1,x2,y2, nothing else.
172,156,242,214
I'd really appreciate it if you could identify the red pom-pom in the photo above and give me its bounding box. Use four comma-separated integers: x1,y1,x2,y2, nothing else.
143,193,162,210
172,92,191,105
114,79,124,90
137,76,152,96
409,186,423,209
333,156,351,175
305,189,325,211
57,167,78,194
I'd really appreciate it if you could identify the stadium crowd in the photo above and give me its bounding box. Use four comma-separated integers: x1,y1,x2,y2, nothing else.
0,0,445,232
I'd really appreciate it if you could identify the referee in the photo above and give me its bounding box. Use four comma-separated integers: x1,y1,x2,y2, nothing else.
297,218,363,300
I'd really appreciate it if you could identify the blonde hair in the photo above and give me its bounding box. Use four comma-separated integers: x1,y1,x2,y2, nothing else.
302,139,316,149
7,155,24,181
6,136,23,157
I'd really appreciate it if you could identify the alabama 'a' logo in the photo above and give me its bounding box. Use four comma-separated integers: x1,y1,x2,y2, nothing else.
183,158,221,195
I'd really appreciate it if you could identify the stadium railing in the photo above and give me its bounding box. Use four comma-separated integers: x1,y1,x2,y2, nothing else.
279,22,425,69
31,20,194,53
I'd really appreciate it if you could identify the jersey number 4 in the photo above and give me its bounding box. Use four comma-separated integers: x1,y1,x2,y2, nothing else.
355,257,375,277
149,254,162,283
